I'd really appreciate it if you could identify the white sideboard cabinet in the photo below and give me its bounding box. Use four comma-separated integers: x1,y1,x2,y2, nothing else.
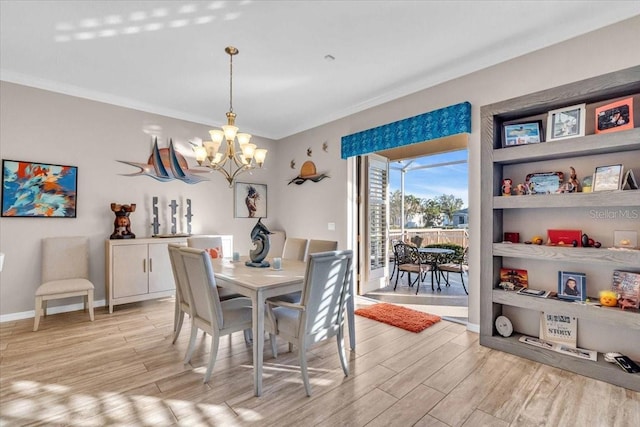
105,237,186,313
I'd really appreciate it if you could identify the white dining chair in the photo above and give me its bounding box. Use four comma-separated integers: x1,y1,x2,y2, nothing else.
267,230,286,258
305,239,338,261
282,237,309,261
179,247,277,383
34,236,95,331
187,236,243,302
187,236,224,258
266,250,353,396
167,243,190,344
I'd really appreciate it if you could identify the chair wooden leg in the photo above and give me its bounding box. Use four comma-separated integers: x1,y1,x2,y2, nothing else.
184,325,199,364
336,329,349,376
299,346,311,396
33,296,43,331
87,290,94,321
173,311,185,344
204,333,220,383
270,333,278,358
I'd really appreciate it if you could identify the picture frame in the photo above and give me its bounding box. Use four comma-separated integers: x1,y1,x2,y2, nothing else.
525,172,564,194
557,271,586,301
595,97,634,134
502,120,544,147
234,182,267,218
546,103,586,141
500,268,529,288
592,164,623,191
1,159,78,218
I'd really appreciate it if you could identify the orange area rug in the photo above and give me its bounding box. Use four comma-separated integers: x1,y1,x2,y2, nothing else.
355,303,441,333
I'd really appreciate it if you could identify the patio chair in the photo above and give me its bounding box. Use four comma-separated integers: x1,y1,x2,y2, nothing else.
438,246,469,294
393,243,431,293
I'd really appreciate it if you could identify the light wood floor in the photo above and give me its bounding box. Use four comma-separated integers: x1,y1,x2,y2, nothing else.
1,298,638,426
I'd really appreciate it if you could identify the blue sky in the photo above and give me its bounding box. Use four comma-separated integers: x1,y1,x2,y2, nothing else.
388,149,468,208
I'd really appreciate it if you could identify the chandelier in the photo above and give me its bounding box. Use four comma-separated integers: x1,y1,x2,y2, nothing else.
194,46,267,187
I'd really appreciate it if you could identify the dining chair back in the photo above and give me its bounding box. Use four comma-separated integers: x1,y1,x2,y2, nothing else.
179,247,271,383
34,236,95,331
305,239,338,261
267,230,286,258
187,236,243,301
282,237,309,261
168,243,190,343
187,235,224,258
266,250,353,396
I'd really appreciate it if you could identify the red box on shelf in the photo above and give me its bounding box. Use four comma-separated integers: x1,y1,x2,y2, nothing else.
547,229,582,246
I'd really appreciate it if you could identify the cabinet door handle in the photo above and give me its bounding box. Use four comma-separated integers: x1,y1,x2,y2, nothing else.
149,258,153,272
143,259,146,273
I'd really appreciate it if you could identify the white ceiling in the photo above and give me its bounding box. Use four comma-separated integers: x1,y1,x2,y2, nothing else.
2,1,639,140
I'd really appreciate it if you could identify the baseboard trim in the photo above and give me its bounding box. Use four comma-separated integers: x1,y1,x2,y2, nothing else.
0,299,107,323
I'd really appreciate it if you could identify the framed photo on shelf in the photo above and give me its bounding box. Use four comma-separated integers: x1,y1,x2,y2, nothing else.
500,268,529,288
557,271,586,301
592,164,623,191
612,270,640,309
595,97,634,134
546,103,586,141
234,182,267,218
1,159,78,218
502,120,544,147
525,172,564,194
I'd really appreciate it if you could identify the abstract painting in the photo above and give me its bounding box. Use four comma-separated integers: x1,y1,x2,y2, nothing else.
1,159,78,217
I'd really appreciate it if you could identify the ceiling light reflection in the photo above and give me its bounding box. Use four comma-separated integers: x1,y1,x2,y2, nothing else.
179,4,198,14
122,26,141,35
169,19,189,28
55,22,74,31
75,32,95,40
194,16,214,24
105,15,122,25
152,8,168,18
129,11,147,21
80,18,100,28
144,22,164,32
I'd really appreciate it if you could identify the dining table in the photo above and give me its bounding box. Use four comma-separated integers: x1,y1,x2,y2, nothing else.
210,256,356,397
417,247,454,291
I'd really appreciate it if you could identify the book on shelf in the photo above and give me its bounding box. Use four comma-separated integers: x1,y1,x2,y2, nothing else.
539,312,577,347
518,335,597,361
500,268,529,288
612,270,640,309
516,287,554,298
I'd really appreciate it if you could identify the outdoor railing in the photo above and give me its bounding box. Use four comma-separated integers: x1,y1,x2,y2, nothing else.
389,228,469,249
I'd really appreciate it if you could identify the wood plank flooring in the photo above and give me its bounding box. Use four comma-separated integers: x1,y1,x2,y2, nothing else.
1,297,638,426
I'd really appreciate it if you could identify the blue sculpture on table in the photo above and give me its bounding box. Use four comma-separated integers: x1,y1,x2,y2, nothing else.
246,218,272,268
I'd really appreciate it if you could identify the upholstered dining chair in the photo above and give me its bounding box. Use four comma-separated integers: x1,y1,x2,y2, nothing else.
437,246,469,294
179,247,277,383
33,236,95,331
167,243,190,344
187,236,224,258
267,230,286,259
266,250,353,396
393,242,431,294
187,236,242,302
282,237,309,261
305,239,338,261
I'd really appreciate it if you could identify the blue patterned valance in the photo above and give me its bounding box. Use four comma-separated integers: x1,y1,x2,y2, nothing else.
341,101,471,159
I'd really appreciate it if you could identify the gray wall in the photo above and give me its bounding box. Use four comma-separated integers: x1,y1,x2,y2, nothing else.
2,16,640,329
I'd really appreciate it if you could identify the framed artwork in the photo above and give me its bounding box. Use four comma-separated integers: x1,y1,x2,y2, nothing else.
546,103,586,141
557,271,586,301
234,182,267,218
595,97,634,134
502,120,544,147
525,172,564,194
1,159,78,218
500,268,529,288
592,164,623,191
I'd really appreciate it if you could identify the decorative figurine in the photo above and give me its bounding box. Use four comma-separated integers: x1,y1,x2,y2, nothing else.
501,178,512,196
245,218,272,268
515,183,526,195
185,198,193,235
169,199,178,234
110,203,136,239
569,166,580,192
151,196,161,236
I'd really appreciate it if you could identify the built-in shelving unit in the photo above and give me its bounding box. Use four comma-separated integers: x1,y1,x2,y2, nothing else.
480,66,640,392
